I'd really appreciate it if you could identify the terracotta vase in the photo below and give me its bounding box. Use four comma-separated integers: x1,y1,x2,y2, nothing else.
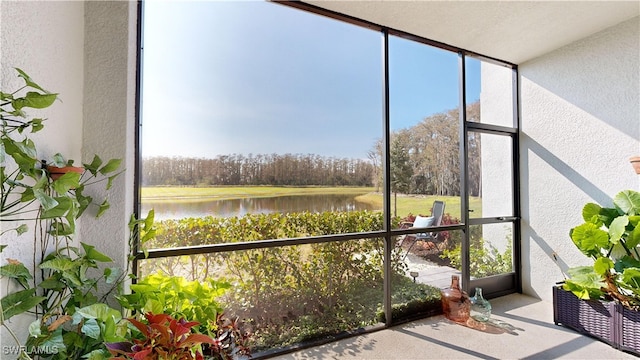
46,165,84,181
631,156,640,175
441,275,470,323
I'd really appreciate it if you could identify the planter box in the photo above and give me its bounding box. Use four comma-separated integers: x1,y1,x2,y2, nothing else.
553,286,640,356
618,304,640,354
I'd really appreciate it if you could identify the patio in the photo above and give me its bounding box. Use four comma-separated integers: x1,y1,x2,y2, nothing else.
1,1,638,359
272,293,636,359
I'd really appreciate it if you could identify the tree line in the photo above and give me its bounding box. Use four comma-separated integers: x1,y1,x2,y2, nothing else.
142,153,375,186
142,101,482,196
371,101,481,197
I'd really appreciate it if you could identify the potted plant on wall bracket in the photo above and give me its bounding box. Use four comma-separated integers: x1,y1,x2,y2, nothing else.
0,67,137,359
554,189,640,355
43,155,85,181
1,69,123,235
630,156,640,175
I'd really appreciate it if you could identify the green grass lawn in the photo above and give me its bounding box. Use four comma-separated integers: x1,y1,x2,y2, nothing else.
141,186,481,219
141,186,374,201
356,192,482,220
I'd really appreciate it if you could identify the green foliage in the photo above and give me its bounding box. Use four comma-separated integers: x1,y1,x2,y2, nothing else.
390,133,413,189
1,68,122,237
141,211,436,351
0,68,132,360
106,312,216,360
564,190,640,307
562,266,605,300
143,154,375,187
441,234,513,278
142,211,403,279
118,273,230,337
26,303,129,360
0,244,122,359
376,274,442,323
1,211,156,360
389,132,414,217
147,210,395,248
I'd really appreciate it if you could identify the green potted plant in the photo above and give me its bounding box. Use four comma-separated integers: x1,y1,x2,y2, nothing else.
1,69,122,237
1,68,245,360
554,189,640,355
0,68,131,359
115,273,252,360
105,312,217,360
43,157,85,181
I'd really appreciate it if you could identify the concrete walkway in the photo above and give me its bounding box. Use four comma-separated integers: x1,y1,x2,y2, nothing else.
403,253,460,289
271,293,636,359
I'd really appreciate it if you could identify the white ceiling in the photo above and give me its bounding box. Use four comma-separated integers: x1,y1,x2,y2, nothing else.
303,1,640,64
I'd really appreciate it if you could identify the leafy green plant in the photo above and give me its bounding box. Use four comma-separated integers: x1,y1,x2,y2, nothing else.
26,303,129,360
116,273,251,359
0,68,155,360
442,237,513,278
118,273,230,337
376,273,442,323
139,211,431,352
563,190,640,308
1,209,155,360
1,68,122,238
19,244,121,359
105,312,216,360
202,314,251,360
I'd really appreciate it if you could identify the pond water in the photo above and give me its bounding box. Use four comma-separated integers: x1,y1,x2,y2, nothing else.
143,193,379,220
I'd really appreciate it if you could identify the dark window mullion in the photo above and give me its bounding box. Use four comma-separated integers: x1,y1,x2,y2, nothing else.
381,28,393,326
458,51,471,292
512,65,523,293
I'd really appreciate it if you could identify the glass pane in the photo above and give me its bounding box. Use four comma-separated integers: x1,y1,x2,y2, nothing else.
400,229,464,283
141,1,383,242
137,238,384,353
468,223,514,278
468,132,513,218
143,211,385,251
391,229,462,322
465,57,514,127
388,35,462,230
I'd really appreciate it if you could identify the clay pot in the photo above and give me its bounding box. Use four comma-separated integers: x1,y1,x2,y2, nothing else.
46,165,84,181
631,156,640,175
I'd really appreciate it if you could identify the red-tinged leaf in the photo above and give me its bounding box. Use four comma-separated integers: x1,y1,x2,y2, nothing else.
132,348,152,360
170,320,191,339
146,312,171,325
150,323,171,344
155,348,169,358
104,341,134,355
182,320,200,329
127,317,150,337
179,333,216,348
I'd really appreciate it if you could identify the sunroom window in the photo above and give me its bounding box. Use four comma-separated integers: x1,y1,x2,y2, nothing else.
136,0,519,355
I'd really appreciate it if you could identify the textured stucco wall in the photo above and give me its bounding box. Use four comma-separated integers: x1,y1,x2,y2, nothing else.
0,0,137,349
1,0,85,349
80,0,138,287
479,62,515,254
520,16,640,301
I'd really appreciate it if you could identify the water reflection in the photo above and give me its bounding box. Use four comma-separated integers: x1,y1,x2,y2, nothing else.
143,194,378,220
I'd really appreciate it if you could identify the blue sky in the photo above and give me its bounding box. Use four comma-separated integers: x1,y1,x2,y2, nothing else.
141,1,480,160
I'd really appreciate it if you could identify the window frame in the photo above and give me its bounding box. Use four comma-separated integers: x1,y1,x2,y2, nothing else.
132,0,521,328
